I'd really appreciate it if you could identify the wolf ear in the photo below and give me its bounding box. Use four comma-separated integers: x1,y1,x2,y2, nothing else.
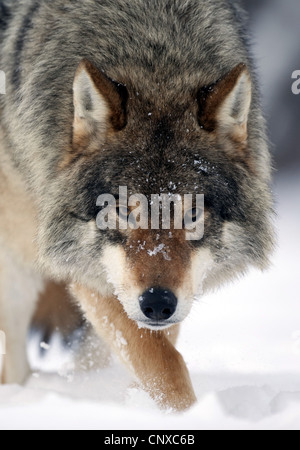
72,59,128,152
198,64,252,145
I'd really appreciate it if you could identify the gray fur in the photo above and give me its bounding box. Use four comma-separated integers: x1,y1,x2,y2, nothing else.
0,0,275,336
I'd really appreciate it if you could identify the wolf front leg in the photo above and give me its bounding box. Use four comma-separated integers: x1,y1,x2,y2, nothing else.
72,284,197,411
0,249,42,384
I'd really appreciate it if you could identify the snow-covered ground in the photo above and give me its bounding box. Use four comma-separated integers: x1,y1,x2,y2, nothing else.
0,171,300,430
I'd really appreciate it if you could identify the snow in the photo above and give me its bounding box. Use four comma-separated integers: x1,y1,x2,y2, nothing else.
40,342,51,351
147,243,166,257
0,172,300,430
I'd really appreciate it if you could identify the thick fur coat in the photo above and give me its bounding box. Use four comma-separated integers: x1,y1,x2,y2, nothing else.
0,0,274,410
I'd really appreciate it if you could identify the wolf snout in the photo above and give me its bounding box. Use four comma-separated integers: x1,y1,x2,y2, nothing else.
139,288,178,323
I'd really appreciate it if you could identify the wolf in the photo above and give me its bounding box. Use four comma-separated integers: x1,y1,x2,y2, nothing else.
0,0,274,411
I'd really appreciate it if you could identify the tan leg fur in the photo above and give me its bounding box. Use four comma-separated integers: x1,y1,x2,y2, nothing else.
72,284,197,411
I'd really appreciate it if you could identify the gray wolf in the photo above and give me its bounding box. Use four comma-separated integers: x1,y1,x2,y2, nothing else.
0,0,274,411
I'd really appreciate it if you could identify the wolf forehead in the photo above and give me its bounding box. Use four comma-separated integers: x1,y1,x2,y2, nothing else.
75,119,222,186
69,142,243,223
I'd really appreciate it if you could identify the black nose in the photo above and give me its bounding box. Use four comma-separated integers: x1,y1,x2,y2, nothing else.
139,288,178,322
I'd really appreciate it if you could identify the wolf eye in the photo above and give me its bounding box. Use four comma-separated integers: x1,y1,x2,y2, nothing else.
184,207,203,226
116,205,131,221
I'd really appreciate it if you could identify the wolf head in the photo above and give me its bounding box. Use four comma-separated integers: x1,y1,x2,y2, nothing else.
40,60,274,330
